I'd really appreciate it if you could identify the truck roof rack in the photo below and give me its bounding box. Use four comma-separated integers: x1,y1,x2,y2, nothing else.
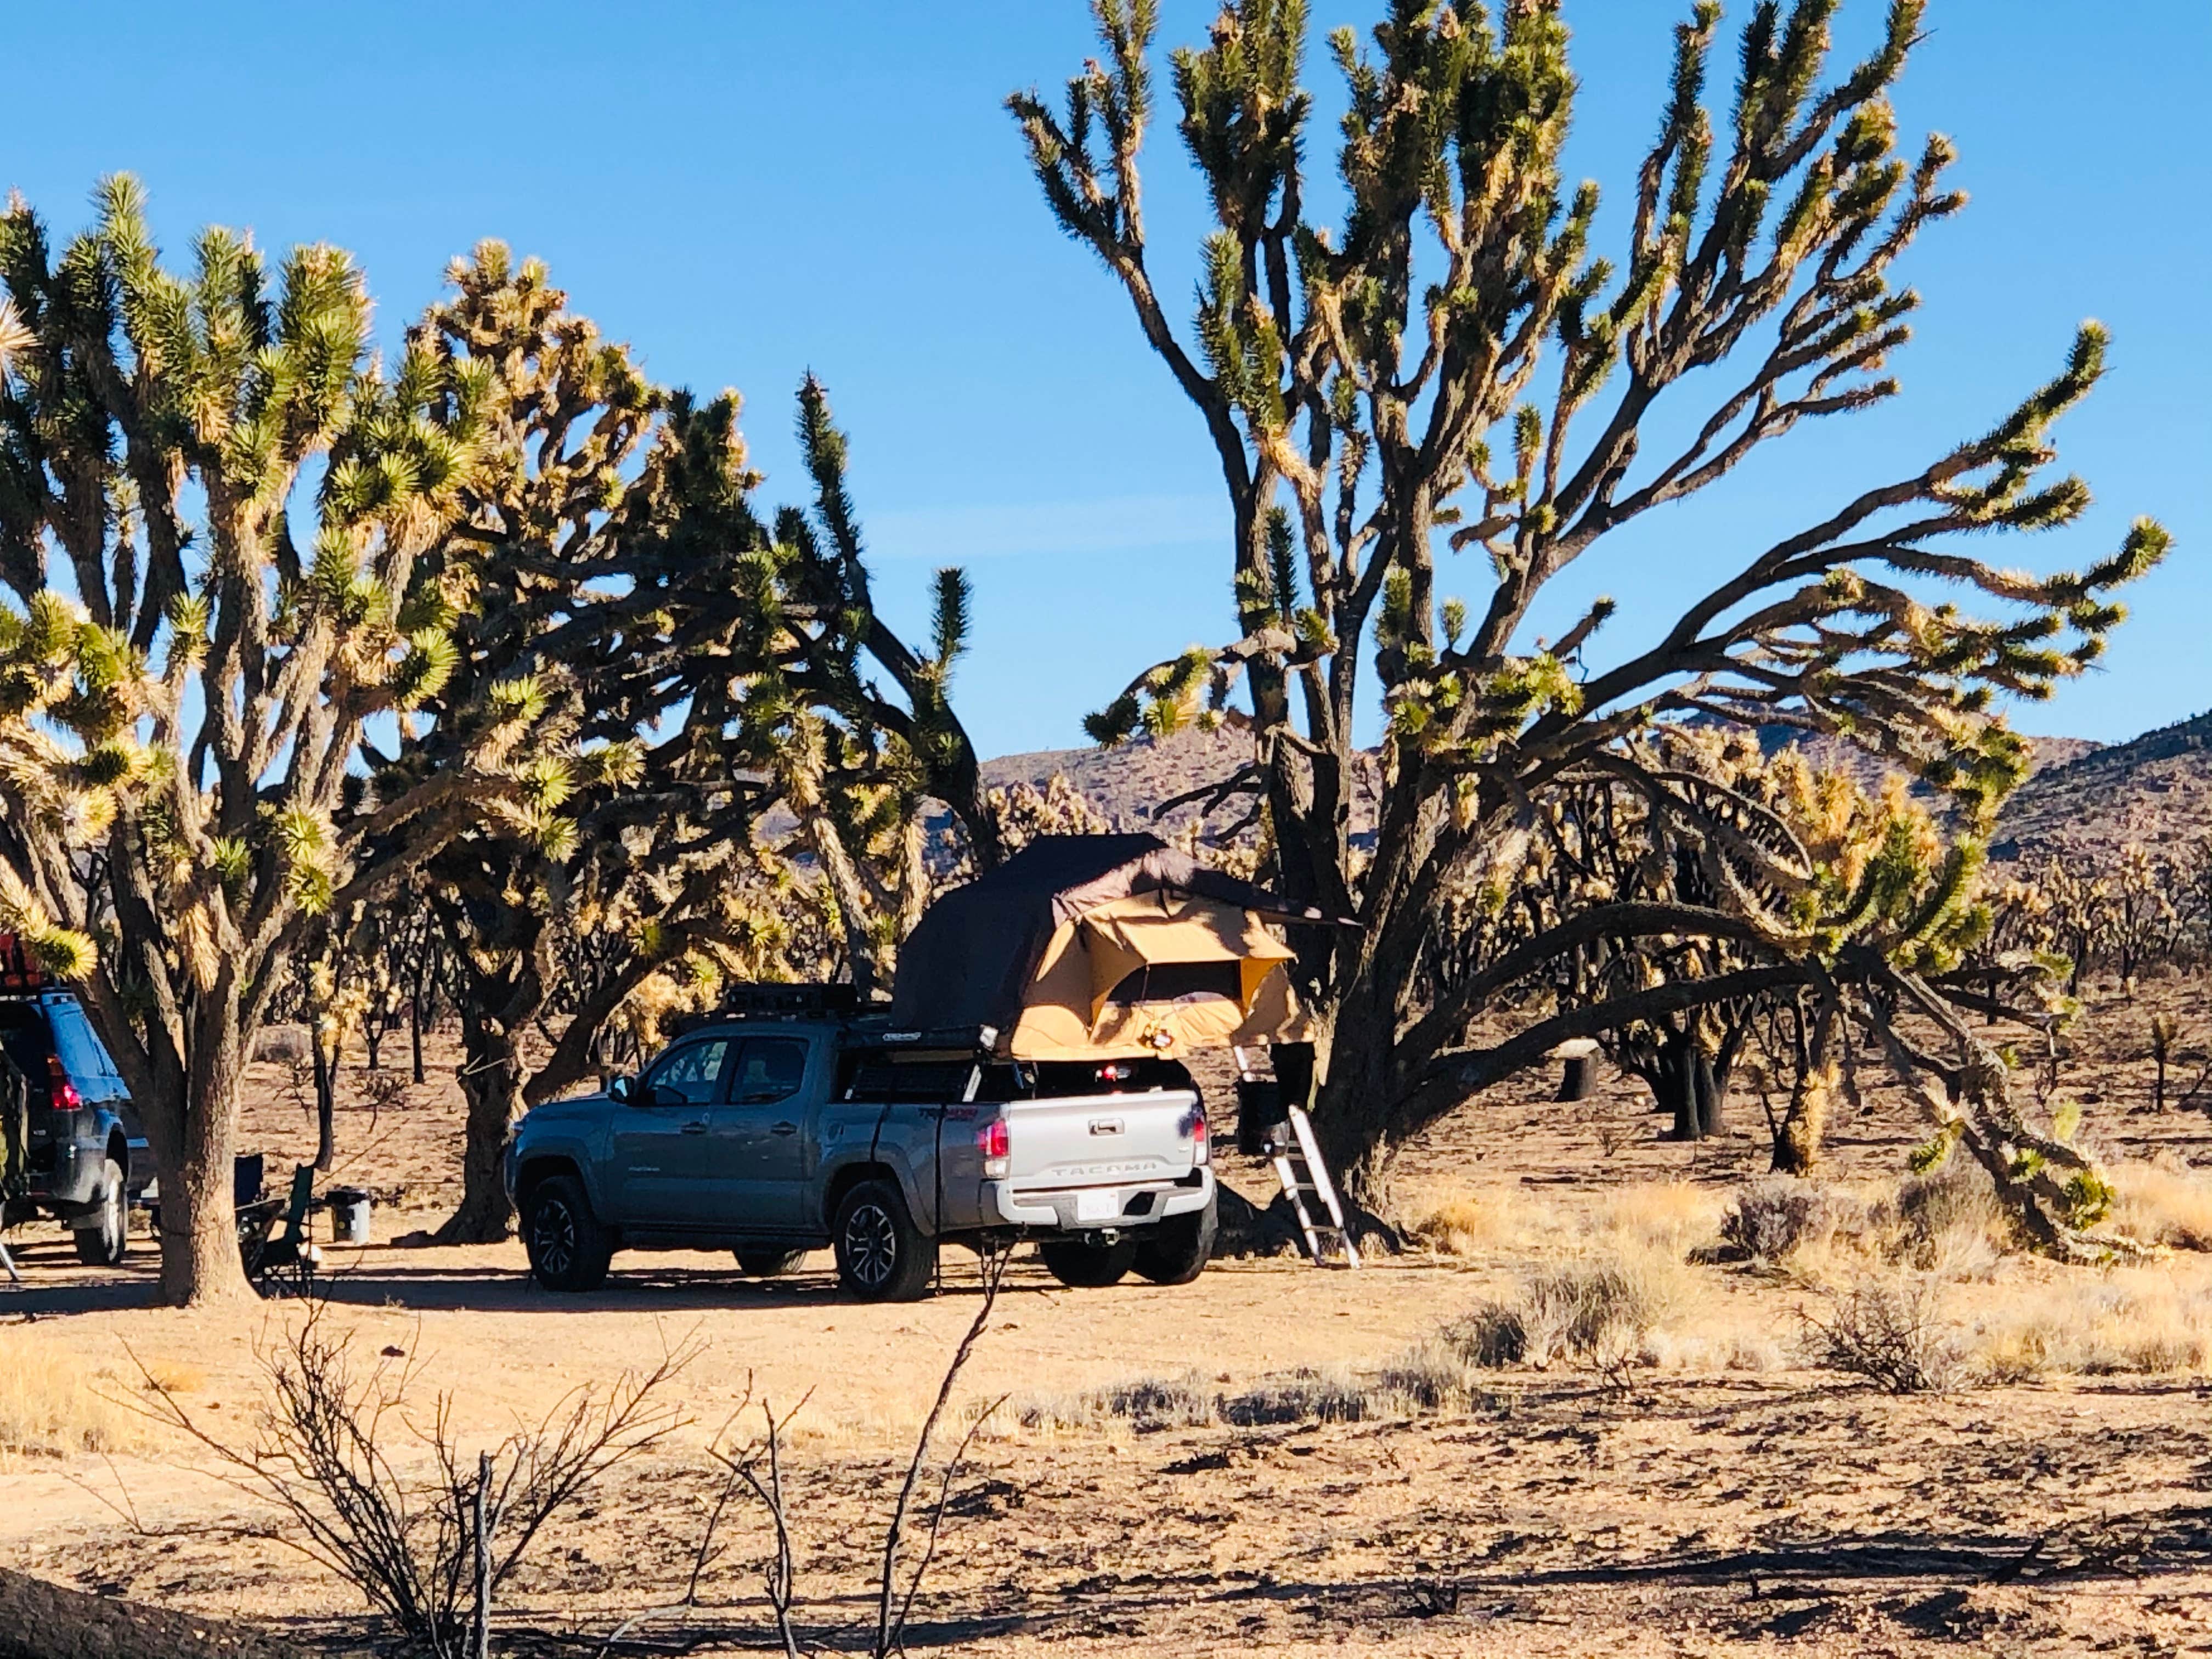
0,934,43,995
667,984,862,1032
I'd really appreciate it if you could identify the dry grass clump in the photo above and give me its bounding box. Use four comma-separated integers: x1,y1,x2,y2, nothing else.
1598,1184,1722,1257
1217,1367,1371,1426
1014,1373,1212,1434
1801,1276,1965,1393
1406,1192,1513,1257
1447,1245,1688,1375
0,1350,139,1464
2111,1161,2212,1251
1966,1272,2212,1379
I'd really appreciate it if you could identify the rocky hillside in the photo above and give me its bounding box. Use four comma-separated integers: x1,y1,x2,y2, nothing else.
1991,712,2212,864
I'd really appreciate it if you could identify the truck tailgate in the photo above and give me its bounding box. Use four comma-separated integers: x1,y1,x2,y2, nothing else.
1003,1089,1201,1202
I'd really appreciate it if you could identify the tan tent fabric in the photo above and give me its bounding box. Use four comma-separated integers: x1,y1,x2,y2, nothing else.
888,834,1352,1060
1004,890,1308,1060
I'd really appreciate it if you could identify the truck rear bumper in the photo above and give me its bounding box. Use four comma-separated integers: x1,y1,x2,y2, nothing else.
986,1167,1214,1231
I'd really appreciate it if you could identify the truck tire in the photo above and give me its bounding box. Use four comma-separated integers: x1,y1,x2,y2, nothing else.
72,1159,128,1268
1131,1194,1217,1286
735,1248,809,1278
522,1173,613,1293
833,1180,935,1302
1039,1237,1137,1288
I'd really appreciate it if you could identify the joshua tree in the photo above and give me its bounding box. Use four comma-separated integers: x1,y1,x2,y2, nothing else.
0,181,573,1302
1014,0,2167,1230
399,255,997,1243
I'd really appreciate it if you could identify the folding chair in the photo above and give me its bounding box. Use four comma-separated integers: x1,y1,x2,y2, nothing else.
246,1165,321,1297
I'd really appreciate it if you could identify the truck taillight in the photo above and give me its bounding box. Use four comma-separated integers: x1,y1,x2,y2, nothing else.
47,1055,79,1111
1190,1105,1210,1166
977,1118,1009,1178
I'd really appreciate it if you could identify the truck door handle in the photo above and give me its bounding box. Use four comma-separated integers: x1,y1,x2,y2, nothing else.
771,1121,797,1137
680,1121,709,1135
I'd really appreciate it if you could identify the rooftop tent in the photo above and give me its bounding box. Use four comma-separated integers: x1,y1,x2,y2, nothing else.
889,833,1349,1061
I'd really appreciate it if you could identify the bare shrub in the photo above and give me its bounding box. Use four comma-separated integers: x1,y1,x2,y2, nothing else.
129,1307,692,1658
252,1024,312,1066
1442,1301,1528,1368
1217,1368,1368,1427
1801,1278,1963,1393
1720,1178,1837,1263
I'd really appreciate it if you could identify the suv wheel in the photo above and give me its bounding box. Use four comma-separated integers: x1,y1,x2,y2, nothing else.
735,1248,809,1278
522,1173,613,1293
1132,1194,1217,1286
1039,1236,1137,1289
72,1158,128,1268
833,1180,935,1302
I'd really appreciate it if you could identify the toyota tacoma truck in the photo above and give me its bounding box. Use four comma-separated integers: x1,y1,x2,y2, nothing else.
504,992,1217,1301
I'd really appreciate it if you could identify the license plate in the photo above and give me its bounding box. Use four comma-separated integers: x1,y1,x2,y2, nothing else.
1074,1189,1119,1223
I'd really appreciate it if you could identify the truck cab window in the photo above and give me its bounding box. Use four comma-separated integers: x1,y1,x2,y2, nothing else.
643,1039,734,1105
733,1038,807,1105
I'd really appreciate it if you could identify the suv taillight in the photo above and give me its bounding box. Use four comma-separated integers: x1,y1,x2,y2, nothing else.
976,1118,1009,1178
47,1054,80,1111
1189,1105,1210,1166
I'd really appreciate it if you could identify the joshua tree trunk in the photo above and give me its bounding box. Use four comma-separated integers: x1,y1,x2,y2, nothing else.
409,992,426,1086
142,1023,253,1305
442,1023,526,1244
311,1031,337,1174
1695,1051,1724,1138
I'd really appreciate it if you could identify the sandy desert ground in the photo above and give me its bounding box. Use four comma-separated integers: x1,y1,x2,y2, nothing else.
5,978,2212,1656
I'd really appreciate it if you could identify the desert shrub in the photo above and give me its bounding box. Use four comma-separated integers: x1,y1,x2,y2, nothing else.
1801,1277,1963,1393
1883,1163,2010,1272
1521,1261,1662,1372
1217,1368,1369,1427
1442,1301,1528,1368
0,1350,138,1464
1720,1178,1837,1263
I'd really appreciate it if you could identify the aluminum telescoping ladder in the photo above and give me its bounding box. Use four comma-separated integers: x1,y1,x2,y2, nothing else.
1266,1105,1360,1268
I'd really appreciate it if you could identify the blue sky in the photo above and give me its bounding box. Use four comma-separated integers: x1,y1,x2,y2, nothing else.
10,1,2205,759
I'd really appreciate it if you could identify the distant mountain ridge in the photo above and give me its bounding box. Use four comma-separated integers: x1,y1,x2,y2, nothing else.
981,720,2166,864
1990,710,2212,864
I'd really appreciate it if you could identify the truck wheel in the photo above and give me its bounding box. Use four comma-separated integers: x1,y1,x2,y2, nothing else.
1039,1237,1137,1288
72,1159,128,1267
523,1173,613,1293
736,1248,809,1278
1132,1194,1217,1286
833,1180,936,1302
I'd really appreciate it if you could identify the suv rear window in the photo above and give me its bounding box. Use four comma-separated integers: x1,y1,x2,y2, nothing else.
0,1002,50,1103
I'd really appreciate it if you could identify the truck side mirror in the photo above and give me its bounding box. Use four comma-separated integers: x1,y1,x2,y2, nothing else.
607,1074,635,1104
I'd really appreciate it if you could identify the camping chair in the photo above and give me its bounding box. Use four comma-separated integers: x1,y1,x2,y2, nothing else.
241,1165,321,1298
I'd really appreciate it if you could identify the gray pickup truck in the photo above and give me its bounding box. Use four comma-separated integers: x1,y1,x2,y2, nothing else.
505,1004,1217,1300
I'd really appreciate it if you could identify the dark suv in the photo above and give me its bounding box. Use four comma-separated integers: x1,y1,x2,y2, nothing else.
0,986,145,1266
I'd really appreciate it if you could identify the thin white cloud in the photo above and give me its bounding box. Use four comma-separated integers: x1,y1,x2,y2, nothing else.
864,493,1226,561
